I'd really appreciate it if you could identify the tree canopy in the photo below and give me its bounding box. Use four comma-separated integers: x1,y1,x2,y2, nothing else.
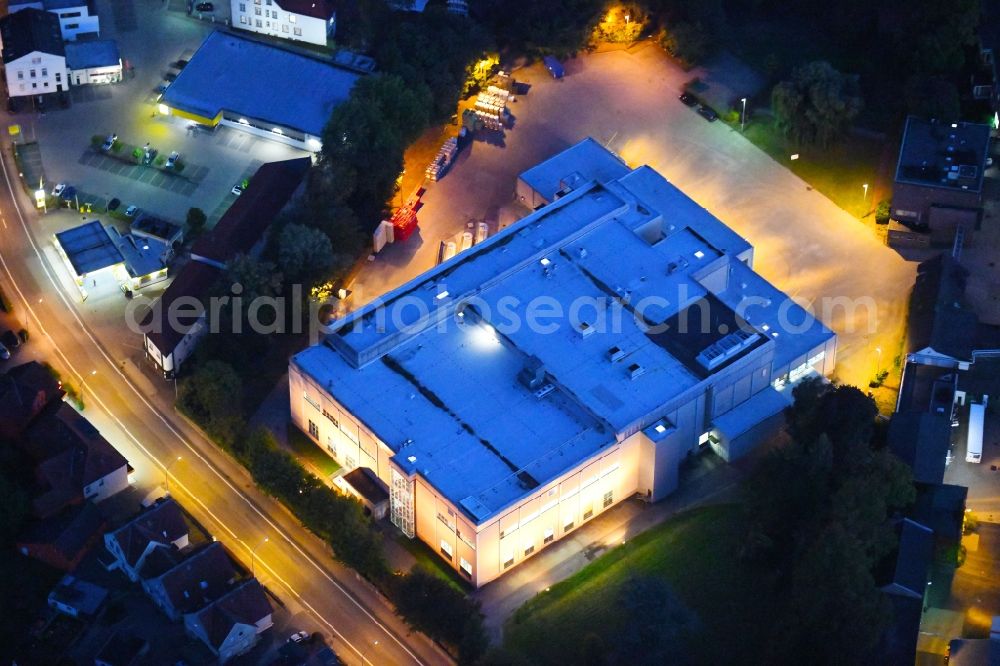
772,61,863,146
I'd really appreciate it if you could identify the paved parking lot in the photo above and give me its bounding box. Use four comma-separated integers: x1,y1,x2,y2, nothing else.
1,0,305,228
352,43,916,390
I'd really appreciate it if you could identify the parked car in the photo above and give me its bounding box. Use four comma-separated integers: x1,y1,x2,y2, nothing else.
231,183,244,196
1,330,20,350
107,197,121,211
166,151,180,168
679,92,697,107
195,2,214,10
51,182,67,196
0,341,9,361
697,105,719,122
125,205,139,217
288,631,309,644
101,133,117,151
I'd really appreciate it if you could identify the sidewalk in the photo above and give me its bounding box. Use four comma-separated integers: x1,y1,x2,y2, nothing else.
472,433,787,641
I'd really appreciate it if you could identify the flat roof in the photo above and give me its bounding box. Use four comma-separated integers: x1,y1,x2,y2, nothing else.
65,39,119,70
518,137,630,202
296,140,833,523
162,31,359,136
894,116,992,193
55,221,123,276
108,228,166,278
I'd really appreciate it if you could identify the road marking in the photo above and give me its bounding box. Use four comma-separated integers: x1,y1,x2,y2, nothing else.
0,154,429,666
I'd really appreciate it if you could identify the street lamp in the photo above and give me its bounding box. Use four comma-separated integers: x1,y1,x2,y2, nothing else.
740,97,747,132
164,455,182,493
874,346,882,377
625,13,630,24
249,536,269,578
862,183,869,201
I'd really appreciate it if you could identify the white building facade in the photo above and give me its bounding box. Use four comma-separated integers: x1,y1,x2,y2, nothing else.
232,0,335,46
9,0,100,41
289,140,837,587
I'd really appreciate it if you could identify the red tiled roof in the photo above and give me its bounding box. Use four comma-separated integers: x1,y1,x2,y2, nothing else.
274,0,335,20
190,157,310,265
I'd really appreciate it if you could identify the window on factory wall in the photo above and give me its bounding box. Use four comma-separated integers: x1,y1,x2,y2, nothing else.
326,437,336,459
603,490,613,508
543,527,554,544
293,27,301,35
282,24,288,32
17,71,23,79
459,557,472,578
345,455,356,470
240,15,247,23
524,543,535,557
583,505,594,520
255,19,261,26
308,420,318,438
440,539,453,560
30,70,36,78
239,2,245,9
255,6,261,14
41,68,47,76
502,549,514,569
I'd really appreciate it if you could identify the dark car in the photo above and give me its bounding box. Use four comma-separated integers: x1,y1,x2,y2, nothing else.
107,197,121,211
679,92,697,107
195,2,214,10
697,105,718,122
1,330,20,350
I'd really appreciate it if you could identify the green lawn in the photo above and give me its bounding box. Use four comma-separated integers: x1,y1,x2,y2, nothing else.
742,117,885,219
391,531,470,593
504,504,778,665
286,422,341,478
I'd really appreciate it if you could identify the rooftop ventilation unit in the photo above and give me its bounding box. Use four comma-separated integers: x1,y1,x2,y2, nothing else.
695,328,760,371
574,320,595,339
518,355,547,390
608,346,626,361
628,363,645,379
533,383,556,399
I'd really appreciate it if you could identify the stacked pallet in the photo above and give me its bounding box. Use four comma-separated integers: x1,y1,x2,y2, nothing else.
425,137,459,181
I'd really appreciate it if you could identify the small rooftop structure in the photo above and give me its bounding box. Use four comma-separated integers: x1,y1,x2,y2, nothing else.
64,39,120,70
131,216,183,247
0,8,63,63
335,468,390,519
895,117,991,193
518,137,628,203
48,574,108,618
161,31,359,138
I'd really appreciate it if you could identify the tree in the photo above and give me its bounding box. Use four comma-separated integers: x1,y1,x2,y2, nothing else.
393,569,489,664
890,0,979,76
222,254,282,303
186,207,207,237
772,61,863,146
0,469,27,545
592,4,648,44
277,224,334,288
660,22,712,67
903,74,961,122
612,575,699,665
177,360,243,446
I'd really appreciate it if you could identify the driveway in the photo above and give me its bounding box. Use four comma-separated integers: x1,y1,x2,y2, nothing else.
350,42,915,390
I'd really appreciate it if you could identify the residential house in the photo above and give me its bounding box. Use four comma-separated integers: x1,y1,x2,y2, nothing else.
104,497,190,582
231,0,336,46
0,8,67,100
95,633,150,666
890,117,992,245
0,361,63,440
184,579,273,662
24,401,130,518
142,542,238,621
143,157,310,378
17,501,105,570
874,518,935,665
65,39,121,85
9,0,100,41
47,574,108,618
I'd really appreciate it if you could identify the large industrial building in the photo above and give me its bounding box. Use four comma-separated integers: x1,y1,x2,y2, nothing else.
289,140,837,587
158,31,359,150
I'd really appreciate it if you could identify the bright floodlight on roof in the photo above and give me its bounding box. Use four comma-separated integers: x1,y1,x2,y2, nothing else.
436,290,450,300
540,257,551,266
655,424,667,434
472,323,500,350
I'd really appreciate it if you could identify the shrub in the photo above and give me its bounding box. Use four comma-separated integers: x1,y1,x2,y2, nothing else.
0,283,13,313
392,569,489,664
875,199,891,224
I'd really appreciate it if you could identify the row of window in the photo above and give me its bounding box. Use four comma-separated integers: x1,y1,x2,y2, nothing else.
16,68,58,79
239,15,303,34
499,490,613,570
438,540,473,577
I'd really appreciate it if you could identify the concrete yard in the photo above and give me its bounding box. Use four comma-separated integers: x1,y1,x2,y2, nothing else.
352,42,916,391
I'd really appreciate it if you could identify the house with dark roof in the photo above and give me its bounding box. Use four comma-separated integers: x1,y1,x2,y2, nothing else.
0,361,63,440
94,632,150,666
65,39,122,85
184,579,273,662
0,8,67,100
142,542,239,621
23,401,130,518
874,518,935,665
47,574,108,618
9,0,101,41
104,497,191,582
887,412,953,485
143,157,310,378
17,501,105,570
890,117,992,244
905,254,980,369
230,0,336,47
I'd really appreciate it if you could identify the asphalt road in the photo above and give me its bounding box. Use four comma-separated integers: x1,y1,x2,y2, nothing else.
0,142,449,666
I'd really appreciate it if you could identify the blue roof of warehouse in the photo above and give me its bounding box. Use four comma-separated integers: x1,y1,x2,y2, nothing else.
55,221,123,276
162,31,360,135
65,40,120,70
